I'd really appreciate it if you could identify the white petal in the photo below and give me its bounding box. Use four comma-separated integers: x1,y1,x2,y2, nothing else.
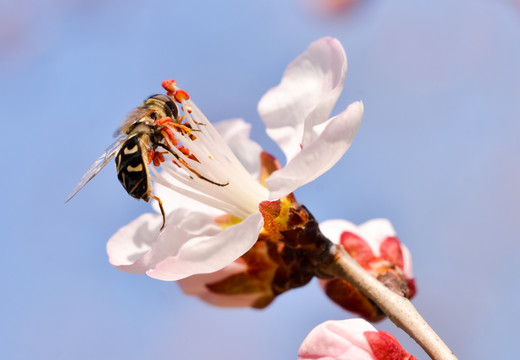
400,244,414,278
145,212,264,281
358,218,397,244
213,118,262,179
258,37,347,162
106,213,163,273
266,101,363,199
319,219,358,245
152,175,224,217
356,219,396,256
130,209,220,273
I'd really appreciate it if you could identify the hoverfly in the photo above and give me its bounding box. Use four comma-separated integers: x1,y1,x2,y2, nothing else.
66,93,227,230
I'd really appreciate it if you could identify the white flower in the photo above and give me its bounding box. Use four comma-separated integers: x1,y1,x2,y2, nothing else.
107,37,363,281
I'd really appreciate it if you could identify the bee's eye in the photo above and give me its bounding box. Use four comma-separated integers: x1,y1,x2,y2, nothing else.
148,94,179,119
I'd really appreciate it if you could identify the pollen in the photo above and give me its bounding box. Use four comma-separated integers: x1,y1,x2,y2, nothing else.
177,146,191,157
156,117,173,126
162,79,177,92
161,128,178,146
152,151,165,166
147,149,155,163
174,89,190,103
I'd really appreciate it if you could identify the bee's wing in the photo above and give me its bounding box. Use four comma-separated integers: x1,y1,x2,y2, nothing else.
65,136,126,202
113,107,153,137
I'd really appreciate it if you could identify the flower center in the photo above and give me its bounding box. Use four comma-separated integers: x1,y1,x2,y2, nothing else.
149,80,269,218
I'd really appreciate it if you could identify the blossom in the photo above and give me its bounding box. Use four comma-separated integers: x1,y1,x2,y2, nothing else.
310,0,362,14
298,318,417,360
319,219,416,321
107,37,363,281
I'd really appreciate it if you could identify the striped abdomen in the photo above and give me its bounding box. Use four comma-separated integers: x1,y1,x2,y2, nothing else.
115,133,151,201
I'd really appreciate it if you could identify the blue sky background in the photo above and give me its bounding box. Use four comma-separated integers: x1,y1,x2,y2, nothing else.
1,0,519,359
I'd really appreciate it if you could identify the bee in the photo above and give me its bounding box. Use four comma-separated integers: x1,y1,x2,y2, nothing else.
66,93,226,230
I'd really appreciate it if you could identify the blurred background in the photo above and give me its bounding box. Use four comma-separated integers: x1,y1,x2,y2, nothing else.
1,0,519,358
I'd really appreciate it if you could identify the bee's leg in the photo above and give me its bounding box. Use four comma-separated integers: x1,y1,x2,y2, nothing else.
156,143,229,187
151,194,166,231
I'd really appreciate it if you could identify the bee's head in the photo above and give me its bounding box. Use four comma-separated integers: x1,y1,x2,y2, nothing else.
145,94,179,120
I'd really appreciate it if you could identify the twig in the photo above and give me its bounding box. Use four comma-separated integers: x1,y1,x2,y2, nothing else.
321,245,457,360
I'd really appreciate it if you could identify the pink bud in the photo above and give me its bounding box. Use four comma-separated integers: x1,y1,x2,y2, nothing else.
298,319,416,360
319,219,417,320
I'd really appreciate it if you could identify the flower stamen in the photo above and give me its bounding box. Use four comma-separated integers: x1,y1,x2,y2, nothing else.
148,79,270,218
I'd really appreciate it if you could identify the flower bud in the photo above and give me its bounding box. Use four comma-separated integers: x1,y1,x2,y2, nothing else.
319,219,416,321
298,318,417,360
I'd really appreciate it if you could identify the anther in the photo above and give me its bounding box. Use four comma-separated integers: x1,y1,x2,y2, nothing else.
156,152,165,162
162,79,177,92
177,146,190,157
147,149,155,163
151,150,166,167
161,128,178,146
173,89,190,103
156,117,173,126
